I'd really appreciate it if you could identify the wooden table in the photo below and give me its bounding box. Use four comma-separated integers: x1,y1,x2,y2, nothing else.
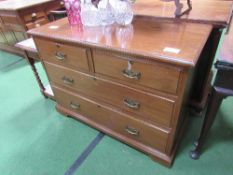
190,17,233,159
15,38,54,99
0,0,64,55
134,0,233,26
28,16,213,166
133,0,233,112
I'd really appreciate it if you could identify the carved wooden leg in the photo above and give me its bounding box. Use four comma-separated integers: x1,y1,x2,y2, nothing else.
190,86,225,159
24,51,47,98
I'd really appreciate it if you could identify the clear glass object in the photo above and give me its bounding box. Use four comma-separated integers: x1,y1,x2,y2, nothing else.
81,0,114,26
64,0,82,26
98,0,115,26
113,0,134,26
80,2,101,26
116,24,134,48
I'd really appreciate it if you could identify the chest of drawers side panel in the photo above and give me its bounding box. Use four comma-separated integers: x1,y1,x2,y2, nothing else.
165,68,193,155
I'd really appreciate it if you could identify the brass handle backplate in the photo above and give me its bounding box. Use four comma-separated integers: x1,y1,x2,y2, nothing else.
62,76,74,85
70,102,80,110
55,52,66,61
122,69,141,80
123,97,140,109
125,126,139,136
122,61,141,80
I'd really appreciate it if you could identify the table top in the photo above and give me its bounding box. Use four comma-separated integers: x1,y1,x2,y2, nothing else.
15,38,37,53
28,17,212,67
134,0,233,27
0,0,55,10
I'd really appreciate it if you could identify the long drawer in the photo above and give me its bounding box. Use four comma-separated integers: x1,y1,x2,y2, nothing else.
93,50,181,94
23,11,46,23
53,86,169,152
1,15,22,26
35,38,90,71
45,62,175,128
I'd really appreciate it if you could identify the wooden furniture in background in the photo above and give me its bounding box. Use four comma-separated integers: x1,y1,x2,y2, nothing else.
134,0,232,26
28,17,213,166
0,0,64,55
160,0,192,17
134,0,233,112
49,9,67,21
190,19,233,159
15,38,54,99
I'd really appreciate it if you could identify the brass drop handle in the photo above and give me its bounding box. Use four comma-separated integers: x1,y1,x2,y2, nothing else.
123,97,140,109
55,52,66,61
62,76,74,85
125,126,139,136
70,102,80,110
122,69,141,80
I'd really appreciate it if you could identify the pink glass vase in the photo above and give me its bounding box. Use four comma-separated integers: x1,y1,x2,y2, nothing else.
64,0,82,26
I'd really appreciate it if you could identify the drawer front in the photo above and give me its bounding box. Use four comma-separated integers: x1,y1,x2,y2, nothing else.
53,86,169,152
1,15,21,25
26,18,49,30
53,86,112,126
93,50,181,94
23,11,46,23
35,38,89,71
111,111,169,152
45,62,175,127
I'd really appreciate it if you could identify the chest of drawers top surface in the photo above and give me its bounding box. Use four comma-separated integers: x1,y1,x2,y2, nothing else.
28,16,212,67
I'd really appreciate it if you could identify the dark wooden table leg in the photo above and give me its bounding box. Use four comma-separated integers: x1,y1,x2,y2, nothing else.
190,86,226,159
24,51,47,98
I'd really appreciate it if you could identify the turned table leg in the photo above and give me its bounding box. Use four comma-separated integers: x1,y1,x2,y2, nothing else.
190,86,226,159
24,51,47,98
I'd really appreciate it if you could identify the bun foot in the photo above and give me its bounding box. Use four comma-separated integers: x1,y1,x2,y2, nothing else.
189,150,200,160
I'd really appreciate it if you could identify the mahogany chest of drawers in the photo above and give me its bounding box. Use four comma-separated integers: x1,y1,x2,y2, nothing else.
28,17,212,166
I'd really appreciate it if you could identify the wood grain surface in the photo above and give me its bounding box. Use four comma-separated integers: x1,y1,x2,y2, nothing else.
29,17,212,67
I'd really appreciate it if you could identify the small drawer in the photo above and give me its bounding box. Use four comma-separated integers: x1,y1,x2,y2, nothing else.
35,38,89,71
93,50,181,94
44,62,175,127
23,11,46,22
53,85,169,153
26,18,49,30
